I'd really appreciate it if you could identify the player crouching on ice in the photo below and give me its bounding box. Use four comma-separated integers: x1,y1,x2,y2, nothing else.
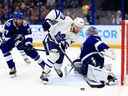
0,11,49,82
73,26,117,88
41,9,85,82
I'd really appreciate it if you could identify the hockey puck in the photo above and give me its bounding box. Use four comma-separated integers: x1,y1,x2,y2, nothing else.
80,87,85,91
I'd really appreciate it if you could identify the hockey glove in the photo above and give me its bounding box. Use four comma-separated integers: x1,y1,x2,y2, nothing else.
42,19,51,31
24,42,33,51
15,34,24,41
15,35,24,46
60,41,69,49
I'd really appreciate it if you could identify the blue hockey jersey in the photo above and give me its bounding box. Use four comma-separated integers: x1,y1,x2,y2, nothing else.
80,35,109,68
3,19,32,44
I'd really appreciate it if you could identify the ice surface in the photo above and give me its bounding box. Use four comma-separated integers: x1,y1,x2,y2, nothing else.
0,48,127,96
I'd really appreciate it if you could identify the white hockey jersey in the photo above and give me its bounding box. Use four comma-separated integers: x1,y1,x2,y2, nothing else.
43,9,80,48
48,16,79,46
45,9,65,25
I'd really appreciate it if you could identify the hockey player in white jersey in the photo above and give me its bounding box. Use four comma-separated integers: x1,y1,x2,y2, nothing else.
41,9,85,82
73,26,117,88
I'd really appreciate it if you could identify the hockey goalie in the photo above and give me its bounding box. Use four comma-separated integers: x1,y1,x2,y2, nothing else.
73,26,117,88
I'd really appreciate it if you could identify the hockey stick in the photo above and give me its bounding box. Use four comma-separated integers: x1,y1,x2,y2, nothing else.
58,44,76,68
58,43,77,72
68,51,115,75
35,48,46,51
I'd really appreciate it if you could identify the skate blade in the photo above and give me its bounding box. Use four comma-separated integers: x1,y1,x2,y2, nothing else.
42,80,48,85
40,77,49,85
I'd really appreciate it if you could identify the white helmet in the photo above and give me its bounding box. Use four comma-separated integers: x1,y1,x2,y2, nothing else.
73,17,85,28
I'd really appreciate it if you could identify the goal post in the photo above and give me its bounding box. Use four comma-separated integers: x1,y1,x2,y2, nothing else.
126,20,128,85
121,20,128,85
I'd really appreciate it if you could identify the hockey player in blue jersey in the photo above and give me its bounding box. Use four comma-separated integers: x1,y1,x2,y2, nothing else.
73,26,117,88
0,11,49,83
0,28,31,65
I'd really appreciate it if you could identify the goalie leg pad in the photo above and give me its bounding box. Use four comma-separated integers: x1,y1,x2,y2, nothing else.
86,64,108,86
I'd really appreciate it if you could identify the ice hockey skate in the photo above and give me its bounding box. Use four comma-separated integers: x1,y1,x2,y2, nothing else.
40,69,51,84
9,67,16,77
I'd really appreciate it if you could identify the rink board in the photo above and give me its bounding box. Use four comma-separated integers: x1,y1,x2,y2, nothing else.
0,25,121,48
31,25,121,49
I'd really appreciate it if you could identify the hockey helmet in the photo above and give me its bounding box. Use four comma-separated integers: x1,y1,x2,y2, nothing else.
13,11,24,19
86,26,98,35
